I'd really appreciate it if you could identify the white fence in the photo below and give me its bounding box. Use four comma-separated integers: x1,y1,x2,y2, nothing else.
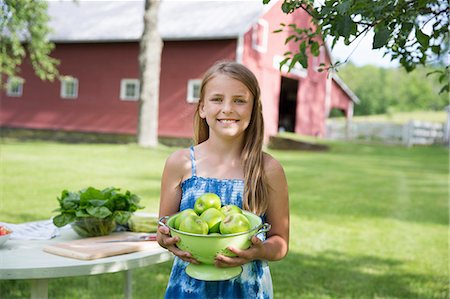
326,120,447,147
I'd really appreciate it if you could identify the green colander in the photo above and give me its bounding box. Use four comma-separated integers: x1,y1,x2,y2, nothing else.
159,210,271,281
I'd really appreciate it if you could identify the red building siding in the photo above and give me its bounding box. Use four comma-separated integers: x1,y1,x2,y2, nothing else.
331,80,353,116
1,42,140,134
243,1,335,138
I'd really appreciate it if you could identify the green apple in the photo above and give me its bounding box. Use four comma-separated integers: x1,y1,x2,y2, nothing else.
173,208,197,229
219,213,251,235
199,208,225,233
179,215,209,234
194,193,221,215
220,204,243,216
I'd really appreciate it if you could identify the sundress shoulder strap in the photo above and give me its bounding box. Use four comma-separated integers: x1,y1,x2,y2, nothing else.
189,146,196,177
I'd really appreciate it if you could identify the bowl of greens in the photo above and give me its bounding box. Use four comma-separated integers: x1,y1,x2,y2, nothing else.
71,217,117,238
52,186,144,237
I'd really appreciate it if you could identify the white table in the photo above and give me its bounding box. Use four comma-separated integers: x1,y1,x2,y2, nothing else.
0,227,173,299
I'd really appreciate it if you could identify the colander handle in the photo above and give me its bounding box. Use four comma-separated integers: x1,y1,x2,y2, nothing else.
255,223,271,235
158,216,169,227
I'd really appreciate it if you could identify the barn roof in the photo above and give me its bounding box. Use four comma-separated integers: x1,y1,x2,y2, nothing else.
47,0,270,42
332,74,360,104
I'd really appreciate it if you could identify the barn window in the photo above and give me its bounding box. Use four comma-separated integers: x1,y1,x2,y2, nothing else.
60,77,78,99
6,77,24,97
120,79,140,101
187,79,201,103
252,19,268,53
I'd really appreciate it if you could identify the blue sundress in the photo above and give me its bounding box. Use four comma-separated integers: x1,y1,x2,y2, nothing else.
164,146,273,299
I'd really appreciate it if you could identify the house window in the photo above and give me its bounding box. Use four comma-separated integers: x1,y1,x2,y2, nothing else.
120,79,140,101
187,79,202,103
60,77,78,99
6,77,24,97
252,19,268,53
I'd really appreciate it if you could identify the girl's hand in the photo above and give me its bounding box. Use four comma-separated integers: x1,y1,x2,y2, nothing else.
157,225,199,264
214,236,264,268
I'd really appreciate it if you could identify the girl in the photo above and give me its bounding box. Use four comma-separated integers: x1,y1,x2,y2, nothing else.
157,61,289,298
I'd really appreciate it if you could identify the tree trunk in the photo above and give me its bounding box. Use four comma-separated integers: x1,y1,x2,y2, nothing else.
138,0,162,147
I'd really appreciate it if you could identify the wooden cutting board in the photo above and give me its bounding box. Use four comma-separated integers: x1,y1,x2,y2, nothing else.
43,232,160,260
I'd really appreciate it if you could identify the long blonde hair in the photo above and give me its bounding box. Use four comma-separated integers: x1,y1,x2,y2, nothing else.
193,61,269,215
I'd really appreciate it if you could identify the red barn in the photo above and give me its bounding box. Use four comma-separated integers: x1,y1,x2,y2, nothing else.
0,0,358,141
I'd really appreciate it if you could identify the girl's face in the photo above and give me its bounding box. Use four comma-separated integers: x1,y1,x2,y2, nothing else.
200,74,254,140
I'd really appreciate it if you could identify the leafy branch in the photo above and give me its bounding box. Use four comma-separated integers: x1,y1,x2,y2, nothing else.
264,0,449,93
1,0,59,89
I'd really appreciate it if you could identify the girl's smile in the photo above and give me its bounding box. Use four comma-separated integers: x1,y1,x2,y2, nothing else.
217,118,239,124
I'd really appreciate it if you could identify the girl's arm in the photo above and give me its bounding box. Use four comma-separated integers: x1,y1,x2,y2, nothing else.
157,149,199,264
215,154,289,266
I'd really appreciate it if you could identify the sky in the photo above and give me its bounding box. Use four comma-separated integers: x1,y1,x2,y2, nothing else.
328,31,400,68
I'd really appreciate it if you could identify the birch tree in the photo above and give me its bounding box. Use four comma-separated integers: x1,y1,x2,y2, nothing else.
138,0,162,148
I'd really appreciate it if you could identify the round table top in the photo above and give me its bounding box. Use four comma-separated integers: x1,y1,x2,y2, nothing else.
0,227,172,280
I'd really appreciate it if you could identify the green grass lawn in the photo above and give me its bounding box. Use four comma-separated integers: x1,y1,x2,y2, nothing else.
0,139,448,299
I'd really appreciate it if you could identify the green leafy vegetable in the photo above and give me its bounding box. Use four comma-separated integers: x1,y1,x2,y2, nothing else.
52,186,144,227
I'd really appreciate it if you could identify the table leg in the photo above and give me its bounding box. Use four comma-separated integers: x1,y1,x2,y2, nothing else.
30,279,48,299
124,270,132,299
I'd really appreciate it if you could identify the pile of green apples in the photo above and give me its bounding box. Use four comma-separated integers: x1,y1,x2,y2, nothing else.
171,193,251,235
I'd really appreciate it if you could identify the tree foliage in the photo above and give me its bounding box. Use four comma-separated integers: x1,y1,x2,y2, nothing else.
264,0,449,93
0,0,59,88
